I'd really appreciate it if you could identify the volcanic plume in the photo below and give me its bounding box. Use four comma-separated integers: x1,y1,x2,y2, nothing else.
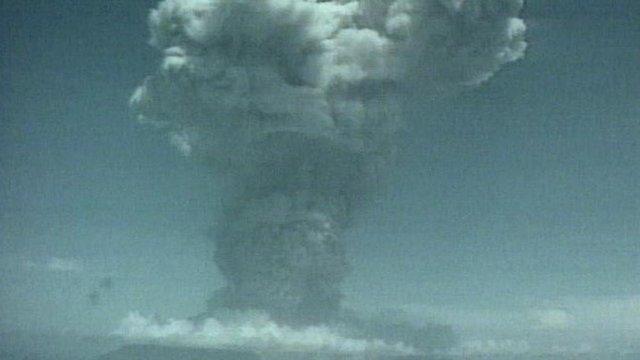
131,0,526,326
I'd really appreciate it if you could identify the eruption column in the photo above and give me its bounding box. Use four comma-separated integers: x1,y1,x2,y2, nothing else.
131,0,526,325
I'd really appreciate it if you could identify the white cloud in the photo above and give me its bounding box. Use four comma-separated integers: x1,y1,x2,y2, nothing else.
531,308,574,330
450,339,531,356
24,257,83,273
114,311,417,356
47,257,83,272
397,296,640,354
169,131,192,156
550,296,640,336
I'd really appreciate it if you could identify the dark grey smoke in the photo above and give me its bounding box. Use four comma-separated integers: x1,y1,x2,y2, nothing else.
88,277,114,306
88,290,101,306
99,277,113,291
212,134,380,323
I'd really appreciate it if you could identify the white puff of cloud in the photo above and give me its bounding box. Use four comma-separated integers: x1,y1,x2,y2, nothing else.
531,308,574,330
24,257,83,273
47,257,83,272
450,338,531,356
114,311,417,356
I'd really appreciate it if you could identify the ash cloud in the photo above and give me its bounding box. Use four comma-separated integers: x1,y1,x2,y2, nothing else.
88,277,115,306
131,0,525,327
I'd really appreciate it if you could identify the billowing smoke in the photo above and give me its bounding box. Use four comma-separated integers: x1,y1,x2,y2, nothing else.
131,0,525,326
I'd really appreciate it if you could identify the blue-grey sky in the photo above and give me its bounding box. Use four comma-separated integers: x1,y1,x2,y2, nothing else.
1,0,639,355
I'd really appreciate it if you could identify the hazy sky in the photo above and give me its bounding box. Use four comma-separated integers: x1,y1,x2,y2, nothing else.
1,0,639,355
